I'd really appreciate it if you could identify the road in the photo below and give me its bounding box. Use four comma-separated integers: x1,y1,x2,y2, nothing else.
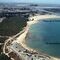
3,27,26,55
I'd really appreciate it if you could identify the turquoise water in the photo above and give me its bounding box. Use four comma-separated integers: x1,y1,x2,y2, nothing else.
26,18,60,58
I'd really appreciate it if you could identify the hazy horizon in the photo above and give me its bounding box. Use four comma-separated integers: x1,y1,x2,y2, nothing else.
0,0,60,5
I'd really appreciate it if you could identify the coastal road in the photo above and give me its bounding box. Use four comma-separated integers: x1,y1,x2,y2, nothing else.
3,27,26,55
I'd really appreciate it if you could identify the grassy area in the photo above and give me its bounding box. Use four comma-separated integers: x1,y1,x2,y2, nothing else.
0,37,8,43
0,37,8,53
0,45,3,53
0,53,11,60
0,16,27,36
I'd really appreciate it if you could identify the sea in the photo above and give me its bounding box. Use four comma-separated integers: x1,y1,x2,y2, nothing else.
26,18,60,58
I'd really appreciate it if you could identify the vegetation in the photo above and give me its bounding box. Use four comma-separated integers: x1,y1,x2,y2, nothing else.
0,53,11,60
0,16,27,36
0,37,8,53
0,45,3,54
0,37,8,43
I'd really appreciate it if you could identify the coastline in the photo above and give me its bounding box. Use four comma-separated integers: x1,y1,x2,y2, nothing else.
28,14,60,26
12,14,60,60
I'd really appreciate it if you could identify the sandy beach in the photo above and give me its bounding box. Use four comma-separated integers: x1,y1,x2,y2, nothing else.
28,14,60,26
16,25,35,52
14,14,60,60
16,15,60,51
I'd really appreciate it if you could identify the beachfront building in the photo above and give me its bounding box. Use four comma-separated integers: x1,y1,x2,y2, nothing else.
8,41,51,60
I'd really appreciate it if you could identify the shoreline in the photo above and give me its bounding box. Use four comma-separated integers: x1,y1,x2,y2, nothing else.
28,14,60,26
13,14,60,60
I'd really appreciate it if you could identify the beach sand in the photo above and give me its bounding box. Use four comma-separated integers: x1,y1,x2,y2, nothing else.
15,14,60,60
28,14,60,26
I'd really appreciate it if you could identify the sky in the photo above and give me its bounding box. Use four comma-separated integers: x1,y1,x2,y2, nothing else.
0,0,60,4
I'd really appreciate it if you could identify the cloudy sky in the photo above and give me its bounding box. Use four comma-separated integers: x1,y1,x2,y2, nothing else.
0,0,60,4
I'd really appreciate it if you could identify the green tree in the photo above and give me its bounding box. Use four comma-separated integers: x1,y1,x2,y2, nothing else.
0,53,11,60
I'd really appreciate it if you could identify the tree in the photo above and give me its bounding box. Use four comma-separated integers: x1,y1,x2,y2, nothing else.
0,53,11,60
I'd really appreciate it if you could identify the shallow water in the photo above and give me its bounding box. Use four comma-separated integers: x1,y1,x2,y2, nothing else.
26,18,60,58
